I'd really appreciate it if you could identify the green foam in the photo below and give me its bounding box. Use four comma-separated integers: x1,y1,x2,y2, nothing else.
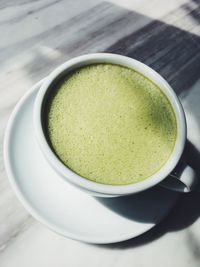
47,64,177,185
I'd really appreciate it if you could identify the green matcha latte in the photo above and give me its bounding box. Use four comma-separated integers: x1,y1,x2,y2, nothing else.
47,64,177,185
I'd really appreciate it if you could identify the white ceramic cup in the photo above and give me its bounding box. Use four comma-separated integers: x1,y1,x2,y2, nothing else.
33,53,198,197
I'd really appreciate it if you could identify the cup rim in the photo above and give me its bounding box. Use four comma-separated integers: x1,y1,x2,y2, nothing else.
33,53,186,195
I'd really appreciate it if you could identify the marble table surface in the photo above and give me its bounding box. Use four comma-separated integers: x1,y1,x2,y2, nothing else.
1,0,200,266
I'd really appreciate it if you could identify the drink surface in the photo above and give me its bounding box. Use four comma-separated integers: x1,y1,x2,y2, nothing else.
47,64,177,185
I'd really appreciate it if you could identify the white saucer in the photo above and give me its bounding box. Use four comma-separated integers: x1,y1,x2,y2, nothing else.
4,80,179,244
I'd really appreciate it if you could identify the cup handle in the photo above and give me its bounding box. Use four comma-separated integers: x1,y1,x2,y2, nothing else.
159,159,199,193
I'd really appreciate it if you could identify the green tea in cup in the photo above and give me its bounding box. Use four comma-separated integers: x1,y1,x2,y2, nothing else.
47,63,177,185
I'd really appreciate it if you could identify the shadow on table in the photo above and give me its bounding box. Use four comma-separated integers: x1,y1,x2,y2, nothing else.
93,140,200,249
105,2,200,97
17,0,200,97
183,0,200,24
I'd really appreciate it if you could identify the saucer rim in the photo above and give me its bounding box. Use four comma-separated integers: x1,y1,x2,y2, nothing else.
3,80,178,244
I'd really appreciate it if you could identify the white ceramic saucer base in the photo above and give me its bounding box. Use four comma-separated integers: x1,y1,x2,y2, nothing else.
4,80,179,244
